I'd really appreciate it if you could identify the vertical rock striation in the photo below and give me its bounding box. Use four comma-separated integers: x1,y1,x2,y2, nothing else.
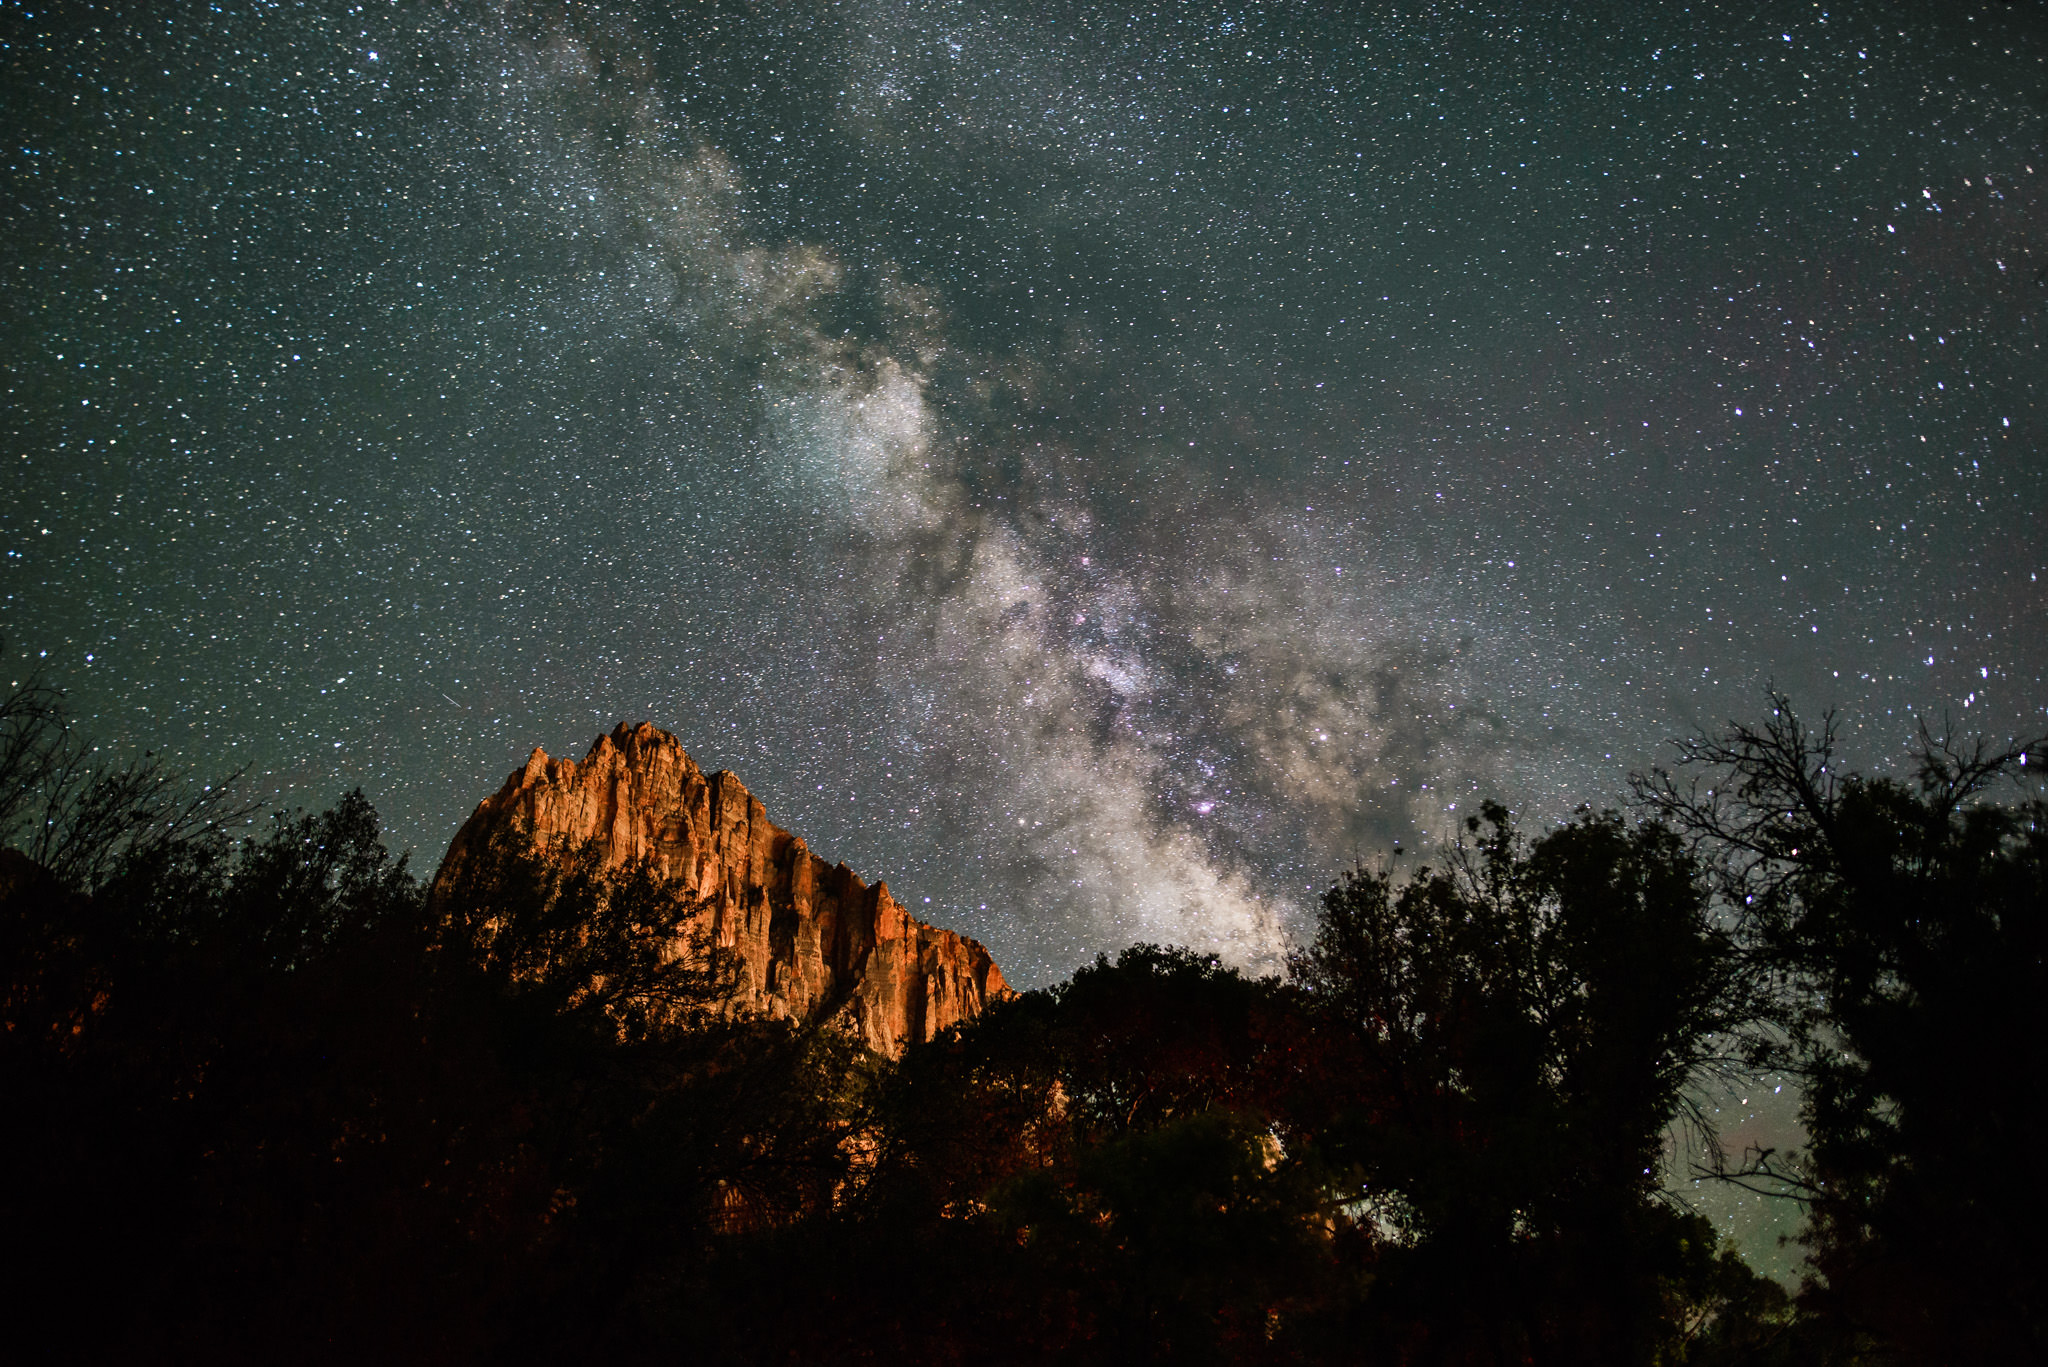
433,722,1009,1056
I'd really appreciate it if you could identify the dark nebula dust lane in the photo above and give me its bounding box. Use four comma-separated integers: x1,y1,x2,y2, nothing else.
8,0,2046,1001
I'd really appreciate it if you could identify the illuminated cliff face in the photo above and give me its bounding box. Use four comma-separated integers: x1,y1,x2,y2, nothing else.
435,722,1009,1056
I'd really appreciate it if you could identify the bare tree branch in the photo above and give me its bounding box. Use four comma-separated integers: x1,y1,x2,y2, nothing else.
0,641,253,891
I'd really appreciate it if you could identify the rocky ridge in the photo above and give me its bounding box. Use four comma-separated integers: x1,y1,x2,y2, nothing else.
433,722,1009,1056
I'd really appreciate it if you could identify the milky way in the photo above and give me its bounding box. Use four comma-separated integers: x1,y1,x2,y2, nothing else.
8,5,2046,1256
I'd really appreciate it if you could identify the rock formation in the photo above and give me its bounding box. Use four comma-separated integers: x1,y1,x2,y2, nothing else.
434,722,1009,1056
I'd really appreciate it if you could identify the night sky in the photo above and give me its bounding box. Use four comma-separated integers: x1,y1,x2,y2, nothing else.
7,0,2046,1258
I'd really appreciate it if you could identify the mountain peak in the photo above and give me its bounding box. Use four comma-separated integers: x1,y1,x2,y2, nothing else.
435,723,1008,1054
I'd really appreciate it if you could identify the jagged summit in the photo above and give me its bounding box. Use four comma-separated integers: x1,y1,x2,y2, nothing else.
433,722,1009,1056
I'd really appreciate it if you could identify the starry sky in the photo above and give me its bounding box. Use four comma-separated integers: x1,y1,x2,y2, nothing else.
8,2,2045,980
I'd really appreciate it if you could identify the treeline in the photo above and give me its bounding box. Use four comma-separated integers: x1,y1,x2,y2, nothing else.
1,678,2042,1365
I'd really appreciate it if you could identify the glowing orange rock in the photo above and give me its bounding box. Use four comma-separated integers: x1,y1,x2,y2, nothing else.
436,722,1008,1055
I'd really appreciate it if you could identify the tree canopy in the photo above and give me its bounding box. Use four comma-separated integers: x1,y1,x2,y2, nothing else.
2,678,2039,1364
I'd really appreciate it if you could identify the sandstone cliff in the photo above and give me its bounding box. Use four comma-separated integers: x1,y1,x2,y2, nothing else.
434,722,1009,1056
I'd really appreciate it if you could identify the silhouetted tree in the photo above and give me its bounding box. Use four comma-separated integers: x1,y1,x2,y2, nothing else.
32,660,2022,1363
2,763,877,1363
668,947,1347,1367
952,948,1341,1363
1637,698,2048,1365
0,645,246,893
1291,802,1775,1365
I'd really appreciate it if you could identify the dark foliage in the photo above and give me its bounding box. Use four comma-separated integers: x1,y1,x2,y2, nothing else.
1289,803,1774,1366
8,677,2036,1364
1,690,870,1362
1637,699,2048,1365
631,946,1355,1366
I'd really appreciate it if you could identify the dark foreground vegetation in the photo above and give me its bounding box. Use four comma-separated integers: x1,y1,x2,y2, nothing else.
3,672,2042,1365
